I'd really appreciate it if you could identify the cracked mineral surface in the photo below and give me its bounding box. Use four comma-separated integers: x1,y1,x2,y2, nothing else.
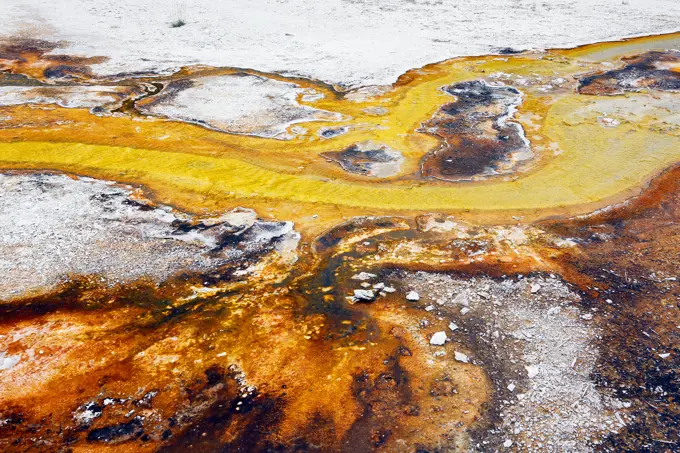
0,8,679,452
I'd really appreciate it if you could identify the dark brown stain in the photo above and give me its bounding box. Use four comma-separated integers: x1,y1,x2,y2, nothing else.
0,38,108,81
320,143,400,177
312,216,412,254
341,358,411,453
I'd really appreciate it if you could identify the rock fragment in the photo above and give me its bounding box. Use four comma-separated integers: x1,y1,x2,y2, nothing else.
430,331,447,345
454,351,469,363
352,289,376,303
352,272,377,281
453,291,469,306
525,365,539,378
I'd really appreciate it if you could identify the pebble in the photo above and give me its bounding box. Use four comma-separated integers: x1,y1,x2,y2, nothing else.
530,283,541,294
430,331,447,345
351,272,376,281
547,306,561,316
353,289,375,302
453,291,469,306
526,365,539,378
454,351,469,363
449,322,459,331
406,290,420,301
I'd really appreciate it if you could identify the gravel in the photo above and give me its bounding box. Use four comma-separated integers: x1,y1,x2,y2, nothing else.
399,271,631,452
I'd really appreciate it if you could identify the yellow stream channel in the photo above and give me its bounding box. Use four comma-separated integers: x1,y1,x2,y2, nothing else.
2,33,680,233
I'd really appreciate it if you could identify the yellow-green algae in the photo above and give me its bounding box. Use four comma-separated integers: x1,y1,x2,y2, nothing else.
1,97,677,211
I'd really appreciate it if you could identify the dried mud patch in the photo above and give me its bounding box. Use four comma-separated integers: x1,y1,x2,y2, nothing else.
136,74,341,139
0,172,299,300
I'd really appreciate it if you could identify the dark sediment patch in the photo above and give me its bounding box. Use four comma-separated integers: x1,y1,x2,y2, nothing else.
493,47,524,55
541,164,680,451
87,417,144,443
110,81,164,116
341,358,412,452
321,142,403,178
420,80,532,182
0,72,44,87
313,216,411,254
578,50,680,95
319,126,348,139
137,78,195,105
0,38,60,61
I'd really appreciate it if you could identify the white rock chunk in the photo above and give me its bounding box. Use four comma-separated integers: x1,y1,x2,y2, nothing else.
453,291,469,306
406,291,420,301
430,331,447,345
353,289,375,302
454,351,469,363
138,74,341,139
0,353,21,370
526,365,540,378
352,272,377,281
